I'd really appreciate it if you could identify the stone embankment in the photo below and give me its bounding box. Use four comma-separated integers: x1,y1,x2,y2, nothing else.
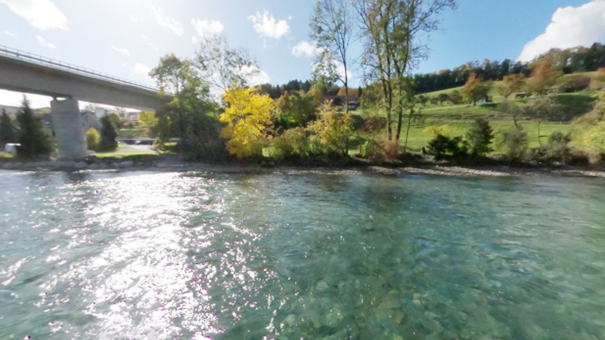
0,157,176,171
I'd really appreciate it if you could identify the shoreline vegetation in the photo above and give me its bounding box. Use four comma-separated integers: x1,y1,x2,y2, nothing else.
2,1,605,177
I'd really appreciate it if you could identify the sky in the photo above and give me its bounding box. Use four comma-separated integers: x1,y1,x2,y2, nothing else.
0,0,604,108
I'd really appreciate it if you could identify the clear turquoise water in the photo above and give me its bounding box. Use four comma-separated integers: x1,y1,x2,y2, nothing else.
1,171,605,340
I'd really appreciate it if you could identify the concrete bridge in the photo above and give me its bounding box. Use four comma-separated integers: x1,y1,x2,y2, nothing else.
0,45,161,159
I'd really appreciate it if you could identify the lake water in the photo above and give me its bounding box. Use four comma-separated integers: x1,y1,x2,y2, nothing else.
1,170,605,340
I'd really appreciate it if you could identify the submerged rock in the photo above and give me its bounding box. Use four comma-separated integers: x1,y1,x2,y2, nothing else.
324,309,343,328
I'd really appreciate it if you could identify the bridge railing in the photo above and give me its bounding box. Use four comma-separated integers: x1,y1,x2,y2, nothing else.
0,45,159,93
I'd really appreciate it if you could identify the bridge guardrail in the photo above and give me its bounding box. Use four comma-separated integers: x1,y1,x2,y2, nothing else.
0,45,159,93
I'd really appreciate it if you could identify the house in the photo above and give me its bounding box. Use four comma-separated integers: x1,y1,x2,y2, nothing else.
324,95,360,110
0,105,20,118
124,111,139,122
81,111,102,131
515,93,531,99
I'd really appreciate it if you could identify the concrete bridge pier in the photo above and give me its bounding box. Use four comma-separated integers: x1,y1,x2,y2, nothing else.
51,97,87,160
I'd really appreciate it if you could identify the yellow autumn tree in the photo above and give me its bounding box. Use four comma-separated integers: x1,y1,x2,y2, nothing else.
219,87,275,159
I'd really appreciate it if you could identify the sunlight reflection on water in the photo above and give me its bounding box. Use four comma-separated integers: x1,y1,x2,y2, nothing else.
1,171,605,339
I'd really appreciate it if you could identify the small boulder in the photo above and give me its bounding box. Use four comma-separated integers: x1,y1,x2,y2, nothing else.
89,163,101,170
120,161,134,168
3,163,15,170
110,163,120,168
74,162,88,169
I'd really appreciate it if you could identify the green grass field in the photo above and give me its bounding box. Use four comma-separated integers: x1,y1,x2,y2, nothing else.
349,120,574,155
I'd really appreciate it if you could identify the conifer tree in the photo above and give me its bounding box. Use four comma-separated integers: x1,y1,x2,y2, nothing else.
16,97,53,158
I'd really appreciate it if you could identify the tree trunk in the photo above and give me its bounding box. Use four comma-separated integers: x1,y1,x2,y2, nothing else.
538,120,542,147
344,65,349,115
403,108,414,156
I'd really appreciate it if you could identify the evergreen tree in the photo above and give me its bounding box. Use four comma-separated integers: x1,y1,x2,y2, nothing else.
0,109,18,147
466,118,494,155
16,97,53,158
97,115,118,151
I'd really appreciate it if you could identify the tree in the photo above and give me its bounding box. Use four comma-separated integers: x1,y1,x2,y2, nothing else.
107,113,123,129
311,0,354,113
460,73,490,106
97,115,118,151
150,54,221,159
275,91,320,129
466,118,494,155
194,35,259,91
355,0,457,144
528,57,559,96
0,110,17,147
522,95,561,146
16,97,53,158
499,73,526,101
498,126,528,160
85,128,100,151
219,87,275,159
138,111,159,137
306,101,353,156
437,93,450,105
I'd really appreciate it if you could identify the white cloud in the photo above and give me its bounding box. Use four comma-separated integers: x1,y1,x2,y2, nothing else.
141,35,159,51
248,10,290,39
36,36,56,49
129,14,143,23
288,15,293,20
2,31,16,37
150,6,183,36
241,65,271,86
292,41,320,58
519,0,605,62
192,19,224,40
111,45,130,56
0,0,68,31
132,63,151,77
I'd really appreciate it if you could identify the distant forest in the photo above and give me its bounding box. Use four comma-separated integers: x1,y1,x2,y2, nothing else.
412,43,605,94
263,42,605,98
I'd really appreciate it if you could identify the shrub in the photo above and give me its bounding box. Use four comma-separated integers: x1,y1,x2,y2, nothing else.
382,140,399,161
427,135,467,160
424,125,453,139
361,140,384,161
466,118,494,155
580,121,605,154
559,75,591,93
271,128,309,162
97,115,118,152
306,102,353,157
498,126,528,160
545,131,571,159
85,128,100,151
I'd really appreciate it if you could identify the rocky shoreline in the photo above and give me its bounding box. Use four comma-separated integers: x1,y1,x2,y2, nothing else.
1,158,605,178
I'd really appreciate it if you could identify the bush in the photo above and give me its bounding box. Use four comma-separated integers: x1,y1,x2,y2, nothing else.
427,135,467,160
424,125,453,139
97,115,118,152
498,126,528,160
580,121,605,154
306,103,353,157
271,128,309,162
466,118,494,155
85,128,100,151
545,131,571,159
361,140,384,161
559,75,591,93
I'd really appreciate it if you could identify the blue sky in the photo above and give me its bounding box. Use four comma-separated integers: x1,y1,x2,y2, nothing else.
0,0,604,108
